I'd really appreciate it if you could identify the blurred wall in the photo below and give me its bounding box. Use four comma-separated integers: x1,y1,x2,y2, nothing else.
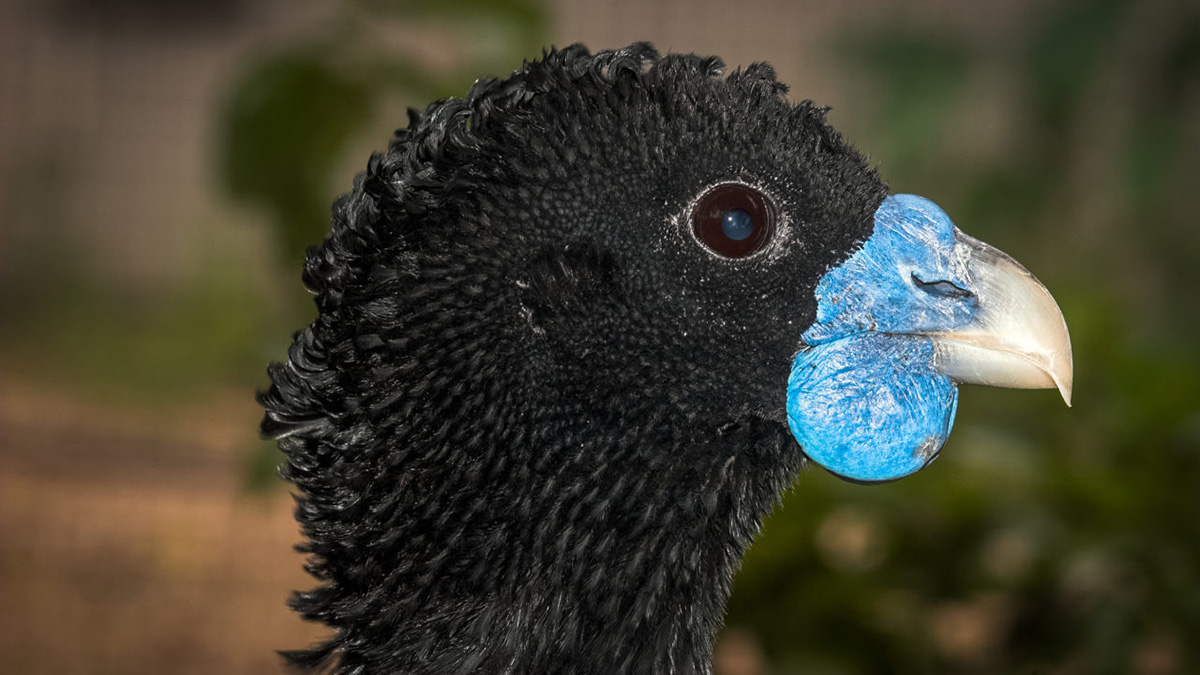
0,0,336,292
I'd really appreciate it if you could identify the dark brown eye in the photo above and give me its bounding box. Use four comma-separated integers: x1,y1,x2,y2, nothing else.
690,183,774,258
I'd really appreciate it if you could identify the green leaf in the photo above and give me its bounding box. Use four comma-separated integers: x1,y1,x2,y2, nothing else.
219,51,371,262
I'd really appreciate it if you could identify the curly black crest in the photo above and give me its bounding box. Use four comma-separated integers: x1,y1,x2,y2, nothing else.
260,42,885,674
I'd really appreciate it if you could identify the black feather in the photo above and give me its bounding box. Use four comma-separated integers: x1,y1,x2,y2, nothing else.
261,43,887,673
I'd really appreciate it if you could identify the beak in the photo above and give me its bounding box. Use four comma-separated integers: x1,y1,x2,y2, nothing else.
928,231,1074,405
790,193,1074,483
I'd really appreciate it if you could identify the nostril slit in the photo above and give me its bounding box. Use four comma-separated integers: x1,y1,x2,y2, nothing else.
911,273,974,299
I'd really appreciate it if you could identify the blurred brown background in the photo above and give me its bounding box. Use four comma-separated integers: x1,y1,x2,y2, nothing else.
2,0,1197,673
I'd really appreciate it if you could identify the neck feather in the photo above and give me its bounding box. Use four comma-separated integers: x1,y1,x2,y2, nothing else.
287,400,798,674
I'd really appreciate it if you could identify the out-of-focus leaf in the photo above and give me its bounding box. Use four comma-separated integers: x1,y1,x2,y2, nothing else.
244,441,286,493
837,32,970,179
368,0,547,55
1027,0,1126,133
220,52,371,262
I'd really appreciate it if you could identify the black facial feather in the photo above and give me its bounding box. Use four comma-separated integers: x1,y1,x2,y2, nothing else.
260,42,887,674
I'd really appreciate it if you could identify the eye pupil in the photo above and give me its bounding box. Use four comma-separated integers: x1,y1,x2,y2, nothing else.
721,209,754,241
690,183,774,258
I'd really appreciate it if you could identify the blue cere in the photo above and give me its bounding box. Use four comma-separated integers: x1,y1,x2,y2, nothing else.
801,194,977,347
721,209,754,240
788,334,958,482
787,194,975,482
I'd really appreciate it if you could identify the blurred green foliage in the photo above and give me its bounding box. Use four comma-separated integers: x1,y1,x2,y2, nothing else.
0,155,273,407
223,55,372,264
726,1,1200,673
1,251,268,402
220,0,547,265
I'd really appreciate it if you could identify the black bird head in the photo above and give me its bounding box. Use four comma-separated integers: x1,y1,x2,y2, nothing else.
261,43,1072,673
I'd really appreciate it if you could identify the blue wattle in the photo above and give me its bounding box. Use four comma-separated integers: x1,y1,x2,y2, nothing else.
787,334,958,482
787,194,973,483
